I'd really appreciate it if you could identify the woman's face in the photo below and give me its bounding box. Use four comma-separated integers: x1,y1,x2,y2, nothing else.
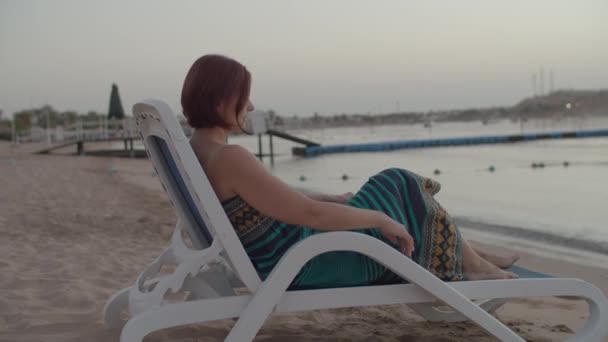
220,97,255,133
236,98,255,130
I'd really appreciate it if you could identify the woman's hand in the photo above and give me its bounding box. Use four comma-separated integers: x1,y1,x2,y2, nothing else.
333,192,354,204
378,217,415,257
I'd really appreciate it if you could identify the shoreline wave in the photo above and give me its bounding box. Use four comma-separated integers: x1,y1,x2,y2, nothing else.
455,216,608,256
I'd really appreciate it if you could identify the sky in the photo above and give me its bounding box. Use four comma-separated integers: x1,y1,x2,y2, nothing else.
1,0,607,119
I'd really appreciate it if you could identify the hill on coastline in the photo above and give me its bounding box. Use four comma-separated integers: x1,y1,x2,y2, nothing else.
273,89,608,130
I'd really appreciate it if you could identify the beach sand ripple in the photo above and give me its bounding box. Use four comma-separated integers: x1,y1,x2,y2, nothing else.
0,144,603,341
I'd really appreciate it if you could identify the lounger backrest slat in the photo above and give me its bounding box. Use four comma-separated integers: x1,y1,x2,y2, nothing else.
146,135,213,246
133,99,262,292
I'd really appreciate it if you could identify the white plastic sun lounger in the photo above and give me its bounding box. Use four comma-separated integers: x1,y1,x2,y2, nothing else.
103,99,608,342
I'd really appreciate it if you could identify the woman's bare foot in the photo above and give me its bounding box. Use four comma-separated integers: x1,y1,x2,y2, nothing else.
464,258,519,280
474,248,520,269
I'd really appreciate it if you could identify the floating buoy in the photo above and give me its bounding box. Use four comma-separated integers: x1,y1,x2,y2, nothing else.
563,161,570,167
531,163,538,169
299,175,307,182
110,165,119,174
488,165,496,172
538,162,545,168
433,169,441,175
341,174,349,181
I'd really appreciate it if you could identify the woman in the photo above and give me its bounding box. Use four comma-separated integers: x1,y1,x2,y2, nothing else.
183,54,518,289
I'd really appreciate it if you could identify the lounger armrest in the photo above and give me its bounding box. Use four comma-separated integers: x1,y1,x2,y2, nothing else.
225,231,524,342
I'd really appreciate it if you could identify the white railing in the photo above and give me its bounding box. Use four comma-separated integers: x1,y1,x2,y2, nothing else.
17,118,139,145
15,114,233,146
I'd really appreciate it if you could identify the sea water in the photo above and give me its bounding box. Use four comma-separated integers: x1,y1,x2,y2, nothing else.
229,116,608,266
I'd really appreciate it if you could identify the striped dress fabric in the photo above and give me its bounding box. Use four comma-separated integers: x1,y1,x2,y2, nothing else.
222,168,464,289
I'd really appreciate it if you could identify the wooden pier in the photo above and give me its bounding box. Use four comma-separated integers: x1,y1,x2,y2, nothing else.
31,111,606,161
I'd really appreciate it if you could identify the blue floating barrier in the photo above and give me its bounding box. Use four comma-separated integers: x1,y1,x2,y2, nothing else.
300,128,608,157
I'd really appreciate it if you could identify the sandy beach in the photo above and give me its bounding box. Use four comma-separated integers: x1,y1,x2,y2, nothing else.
1,142,607,342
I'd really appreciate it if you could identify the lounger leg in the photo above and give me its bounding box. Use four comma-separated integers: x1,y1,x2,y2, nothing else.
224,271,290,342
119,296,250,342
103,287,130,328
434,278,608,341
567,297,608,342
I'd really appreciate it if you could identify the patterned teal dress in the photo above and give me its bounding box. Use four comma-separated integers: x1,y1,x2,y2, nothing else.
222,168,464,289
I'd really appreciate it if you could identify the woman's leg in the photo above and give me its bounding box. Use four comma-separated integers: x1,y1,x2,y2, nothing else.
471,243,519,269
461,238,518,280
346,168,519,282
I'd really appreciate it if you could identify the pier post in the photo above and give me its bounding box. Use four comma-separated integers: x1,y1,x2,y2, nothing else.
11,119,16,145
129,138,134,158
77,141,84,155
269,133,274,166
257,133,263,162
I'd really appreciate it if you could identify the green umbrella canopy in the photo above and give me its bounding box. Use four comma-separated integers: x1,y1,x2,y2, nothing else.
108,83,125,120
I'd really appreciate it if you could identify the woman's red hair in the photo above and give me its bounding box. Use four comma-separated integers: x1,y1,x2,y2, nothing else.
181,54,251,129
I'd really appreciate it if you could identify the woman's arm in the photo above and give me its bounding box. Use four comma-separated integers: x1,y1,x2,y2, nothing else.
292,187,352,203
216,145,414,255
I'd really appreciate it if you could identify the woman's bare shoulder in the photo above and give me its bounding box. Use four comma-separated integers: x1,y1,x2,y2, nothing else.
213,144,253,166
203,144,257,198
192,142,248,169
